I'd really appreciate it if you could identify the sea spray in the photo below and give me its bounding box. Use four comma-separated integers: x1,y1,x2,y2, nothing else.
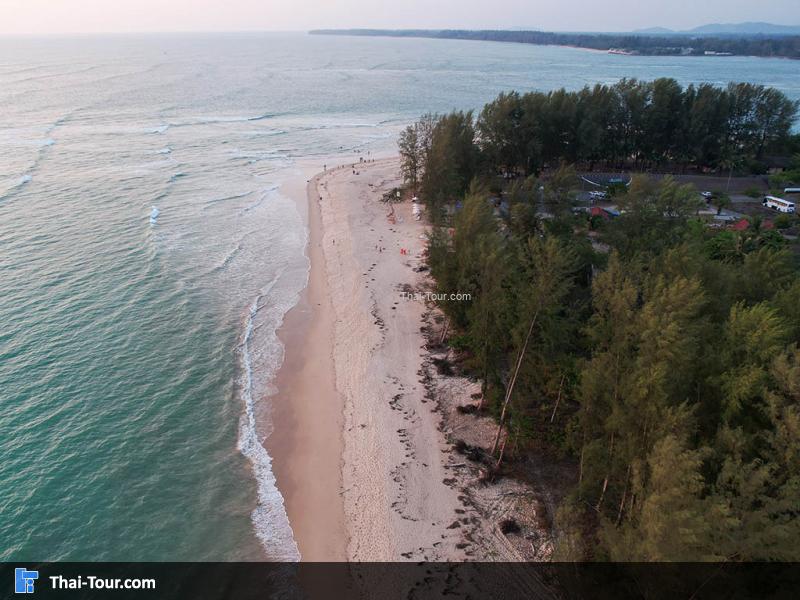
238,295,301,561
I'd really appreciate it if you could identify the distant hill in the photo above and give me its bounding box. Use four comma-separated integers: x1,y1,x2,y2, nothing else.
634,22,800,36
633,27,676,35
690,22,800,35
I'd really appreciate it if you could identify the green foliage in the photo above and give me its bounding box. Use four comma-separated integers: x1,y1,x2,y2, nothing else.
744,186,761,198
542,163,579,216
774,213,794,229
423,78,797,206
602,435,730,561
415,85,800,561
419,111,478,221
604,176,702,258
326,29,800,60
719,302,786,421
398,113,435,192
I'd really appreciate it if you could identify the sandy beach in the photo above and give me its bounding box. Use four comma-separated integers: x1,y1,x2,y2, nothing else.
265,166,347,562
268,158,549,563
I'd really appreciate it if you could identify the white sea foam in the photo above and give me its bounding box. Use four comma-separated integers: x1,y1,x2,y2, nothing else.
156,147,172,155
204,191,255,206
217,242,242,272
238,293,301,562
241,185,281,214
149,125,169,134
243,129,287,137
169,113,279,128
231,187,310,561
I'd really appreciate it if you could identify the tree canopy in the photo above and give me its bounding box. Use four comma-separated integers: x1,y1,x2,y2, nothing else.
418,85,800,559
398,78,798,221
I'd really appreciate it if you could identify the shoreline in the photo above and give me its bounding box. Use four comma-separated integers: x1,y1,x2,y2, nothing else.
267,157,549,562
309,32,799,61
265,167,347,561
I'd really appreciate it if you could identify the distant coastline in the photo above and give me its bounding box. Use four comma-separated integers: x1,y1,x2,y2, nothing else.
309,29,800,60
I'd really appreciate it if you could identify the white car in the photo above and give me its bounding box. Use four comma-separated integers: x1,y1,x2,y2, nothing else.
701,191,714,200
589,191,608,200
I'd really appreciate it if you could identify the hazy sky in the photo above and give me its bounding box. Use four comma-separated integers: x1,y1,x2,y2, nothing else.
1,0,799,35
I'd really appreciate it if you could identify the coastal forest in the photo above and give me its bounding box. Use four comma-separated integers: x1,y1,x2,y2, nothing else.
313,29,800,59
399,78,800,561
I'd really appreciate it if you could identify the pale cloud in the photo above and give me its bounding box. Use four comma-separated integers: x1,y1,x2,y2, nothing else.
1,0,798,35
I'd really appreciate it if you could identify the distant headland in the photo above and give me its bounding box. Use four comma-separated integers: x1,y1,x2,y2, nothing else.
309,26,800,59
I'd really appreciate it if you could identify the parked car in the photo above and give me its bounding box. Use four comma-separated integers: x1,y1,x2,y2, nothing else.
701,191,714,200
589,190,608,200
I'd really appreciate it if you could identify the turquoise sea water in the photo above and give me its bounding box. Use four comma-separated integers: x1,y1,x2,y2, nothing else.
1,32,798,562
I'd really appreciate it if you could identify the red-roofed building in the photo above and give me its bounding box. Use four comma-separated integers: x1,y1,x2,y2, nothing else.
589,206,619,220
731,218,749,231
590,206,607,219
730,218,774,231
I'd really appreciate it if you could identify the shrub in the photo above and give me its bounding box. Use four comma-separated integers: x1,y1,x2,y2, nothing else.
774,213,793,229
744,186,761,199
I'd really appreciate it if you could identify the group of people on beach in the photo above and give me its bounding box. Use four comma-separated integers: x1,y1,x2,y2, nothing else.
323,151,377,177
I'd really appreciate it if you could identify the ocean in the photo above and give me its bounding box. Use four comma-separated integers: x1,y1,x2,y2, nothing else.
1,32,798,561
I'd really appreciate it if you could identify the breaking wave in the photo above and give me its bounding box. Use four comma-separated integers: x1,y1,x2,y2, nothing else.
237,292,301,562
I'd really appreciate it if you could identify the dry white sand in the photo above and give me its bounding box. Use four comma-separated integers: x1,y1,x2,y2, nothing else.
316,159,473,560
270,158,545,562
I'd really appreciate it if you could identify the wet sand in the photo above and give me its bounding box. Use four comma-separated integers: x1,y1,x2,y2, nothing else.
265,168,347,561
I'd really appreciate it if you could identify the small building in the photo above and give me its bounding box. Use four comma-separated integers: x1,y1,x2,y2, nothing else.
764,156,793,174
589,206,620,220
731,218,750,231
731,218,774,231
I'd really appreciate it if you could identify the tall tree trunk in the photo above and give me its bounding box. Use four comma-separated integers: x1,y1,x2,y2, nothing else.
490,308,540,457
477,296,491,411
439,317,449,345
494,434,509,474
550,374,566,424
595,431,615,512
596,478,609,513
478,361,489,412
616,463,632,525
477,350,490,412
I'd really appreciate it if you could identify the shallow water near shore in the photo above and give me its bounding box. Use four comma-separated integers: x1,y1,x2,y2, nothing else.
1,32,798,561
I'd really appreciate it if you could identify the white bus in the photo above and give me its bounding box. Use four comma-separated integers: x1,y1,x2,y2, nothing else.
784,187,800,195
763,195,796,213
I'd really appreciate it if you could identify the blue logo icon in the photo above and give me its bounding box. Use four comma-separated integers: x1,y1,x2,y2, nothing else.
15,568,39,594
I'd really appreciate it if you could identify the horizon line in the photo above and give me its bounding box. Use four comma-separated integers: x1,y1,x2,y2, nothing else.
2,24,799,38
